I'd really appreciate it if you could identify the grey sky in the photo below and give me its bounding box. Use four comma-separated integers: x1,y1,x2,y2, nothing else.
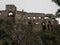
0,0,59,14
0,0,60,24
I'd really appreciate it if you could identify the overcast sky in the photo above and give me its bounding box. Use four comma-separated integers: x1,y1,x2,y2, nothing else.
0,0,59,14
0,0,60,24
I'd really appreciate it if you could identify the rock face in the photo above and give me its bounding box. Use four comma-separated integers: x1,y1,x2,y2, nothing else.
0,5,59,31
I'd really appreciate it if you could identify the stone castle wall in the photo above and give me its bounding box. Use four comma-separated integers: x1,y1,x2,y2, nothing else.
0,5,59,31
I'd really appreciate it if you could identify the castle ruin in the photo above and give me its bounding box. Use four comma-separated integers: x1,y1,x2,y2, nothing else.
0,5,59,31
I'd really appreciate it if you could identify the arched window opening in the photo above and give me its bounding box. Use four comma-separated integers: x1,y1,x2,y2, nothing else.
35,22,38,25
28,17,30,19
28,21,31,25
9,12,13,16
28,20,32,25
42,22,46,31
48,24,50,30
8,11,14,17
44,17,49,19
48,21,51,24
51,24,53,31
38,17,41,19
33,17,36,19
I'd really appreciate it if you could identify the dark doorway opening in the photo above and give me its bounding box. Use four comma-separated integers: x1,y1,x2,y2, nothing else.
42,22,46,31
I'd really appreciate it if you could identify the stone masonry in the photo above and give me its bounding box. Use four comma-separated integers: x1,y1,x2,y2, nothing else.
0,5,59,31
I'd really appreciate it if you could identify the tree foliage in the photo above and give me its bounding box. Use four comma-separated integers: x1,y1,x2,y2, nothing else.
0,19,60,45
52,0,60,6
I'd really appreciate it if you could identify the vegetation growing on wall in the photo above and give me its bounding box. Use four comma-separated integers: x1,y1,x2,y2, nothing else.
0,19,60,45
